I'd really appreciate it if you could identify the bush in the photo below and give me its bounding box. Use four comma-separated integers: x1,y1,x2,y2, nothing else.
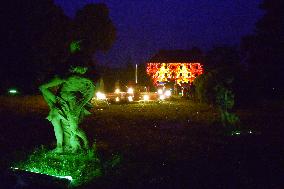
193,71,216,103
215,84,239,127
193,69,240,128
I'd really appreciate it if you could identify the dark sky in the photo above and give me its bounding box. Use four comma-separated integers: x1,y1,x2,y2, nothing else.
54,0,263,67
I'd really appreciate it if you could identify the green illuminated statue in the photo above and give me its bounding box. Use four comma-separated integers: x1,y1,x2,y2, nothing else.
215,84,239,127
40,66,95,153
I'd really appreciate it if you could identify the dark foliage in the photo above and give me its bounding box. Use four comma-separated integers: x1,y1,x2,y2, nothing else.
0,1,116,94
194,46,246,106
0,0,70,93
241,0,284,99
73,4,116,54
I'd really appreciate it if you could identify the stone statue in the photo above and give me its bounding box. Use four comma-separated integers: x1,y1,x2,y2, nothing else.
40,66,95,153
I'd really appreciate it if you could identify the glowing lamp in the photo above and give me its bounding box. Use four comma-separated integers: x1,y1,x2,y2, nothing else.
128,96,133,102
115,97,120,102
127,88,134,94
96,92,106,100
157,89,163,95
159,95,165,100
115,88,120,93
165,90,171,97
8,88,18,94
143,95,149,101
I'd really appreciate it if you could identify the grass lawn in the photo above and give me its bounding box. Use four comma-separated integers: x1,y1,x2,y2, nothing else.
0,95,284,188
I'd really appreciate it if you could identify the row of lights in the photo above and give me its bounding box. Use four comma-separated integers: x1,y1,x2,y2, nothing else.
96,92,106,100
157,89,171,100
95,87,172,102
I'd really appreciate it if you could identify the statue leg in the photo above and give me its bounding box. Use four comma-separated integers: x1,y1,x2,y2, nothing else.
51,118,64,153
69,118,89,150
74,128,89,149
69,133,81,153
58,118,82,153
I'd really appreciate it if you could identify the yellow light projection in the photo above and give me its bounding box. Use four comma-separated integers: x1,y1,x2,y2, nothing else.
146,62,203,85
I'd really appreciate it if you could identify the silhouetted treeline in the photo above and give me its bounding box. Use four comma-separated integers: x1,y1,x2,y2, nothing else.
241,0,284,99
194,0,284,105
0,0,116,94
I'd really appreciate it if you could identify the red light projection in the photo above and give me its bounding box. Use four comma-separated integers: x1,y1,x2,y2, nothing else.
146,63,203,86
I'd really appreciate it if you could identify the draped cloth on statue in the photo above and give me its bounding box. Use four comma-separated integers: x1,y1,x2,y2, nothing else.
45,76,94,124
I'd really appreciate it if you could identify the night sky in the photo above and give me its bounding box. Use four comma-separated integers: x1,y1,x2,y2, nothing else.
54,0,263,67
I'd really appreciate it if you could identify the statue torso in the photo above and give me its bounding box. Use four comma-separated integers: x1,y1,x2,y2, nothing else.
60,76,94,104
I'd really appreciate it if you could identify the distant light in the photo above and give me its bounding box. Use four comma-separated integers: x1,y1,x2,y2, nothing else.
231,131,241,136
96,92,106,100
128,96,133,102
157,89,163,95
115,97,120,102
143,95,149,101
159,95,165,100
127,88,134,94
8,88,18,94
115,88,120,93
165,90,171,97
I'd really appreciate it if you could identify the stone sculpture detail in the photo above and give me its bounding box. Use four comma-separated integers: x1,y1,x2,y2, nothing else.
40,66,95,153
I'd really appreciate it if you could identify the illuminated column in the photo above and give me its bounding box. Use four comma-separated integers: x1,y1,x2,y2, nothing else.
135,64,138,84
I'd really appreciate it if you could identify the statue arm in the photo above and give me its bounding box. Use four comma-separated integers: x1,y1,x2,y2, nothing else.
39,77,65,90
77,81,95,110
39,77,65,108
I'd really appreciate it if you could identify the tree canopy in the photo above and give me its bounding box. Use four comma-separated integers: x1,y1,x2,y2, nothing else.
0,1,116,94
241,0,284,96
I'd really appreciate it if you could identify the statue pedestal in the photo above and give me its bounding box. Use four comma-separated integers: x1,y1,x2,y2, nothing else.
10,168,71,188
11,147,102,187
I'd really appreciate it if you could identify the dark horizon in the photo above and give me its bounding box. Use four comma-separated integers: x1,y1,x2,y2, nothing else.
54,0,263,67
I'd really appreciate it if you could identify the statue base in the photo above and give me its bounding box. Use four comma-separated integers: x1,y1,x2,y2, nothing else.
11,147,102,187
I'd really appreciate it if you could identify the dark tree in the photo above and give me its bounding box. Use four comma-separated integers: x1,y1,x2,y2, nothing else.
72,3,116,65
0,0,70,93
137,63,153,90
241,0,284,97
205,46,240,69
0,1,116,94
205,46,242,85
194,46,247,105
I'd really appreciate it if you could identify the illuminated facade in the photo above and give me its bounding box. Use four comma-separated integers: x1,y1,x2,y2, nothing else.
146,50,204,86
146,62,203,86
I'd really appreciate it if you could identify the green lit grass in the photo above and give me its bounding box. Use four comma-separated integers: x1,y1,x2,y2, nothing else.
12,147,102,187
